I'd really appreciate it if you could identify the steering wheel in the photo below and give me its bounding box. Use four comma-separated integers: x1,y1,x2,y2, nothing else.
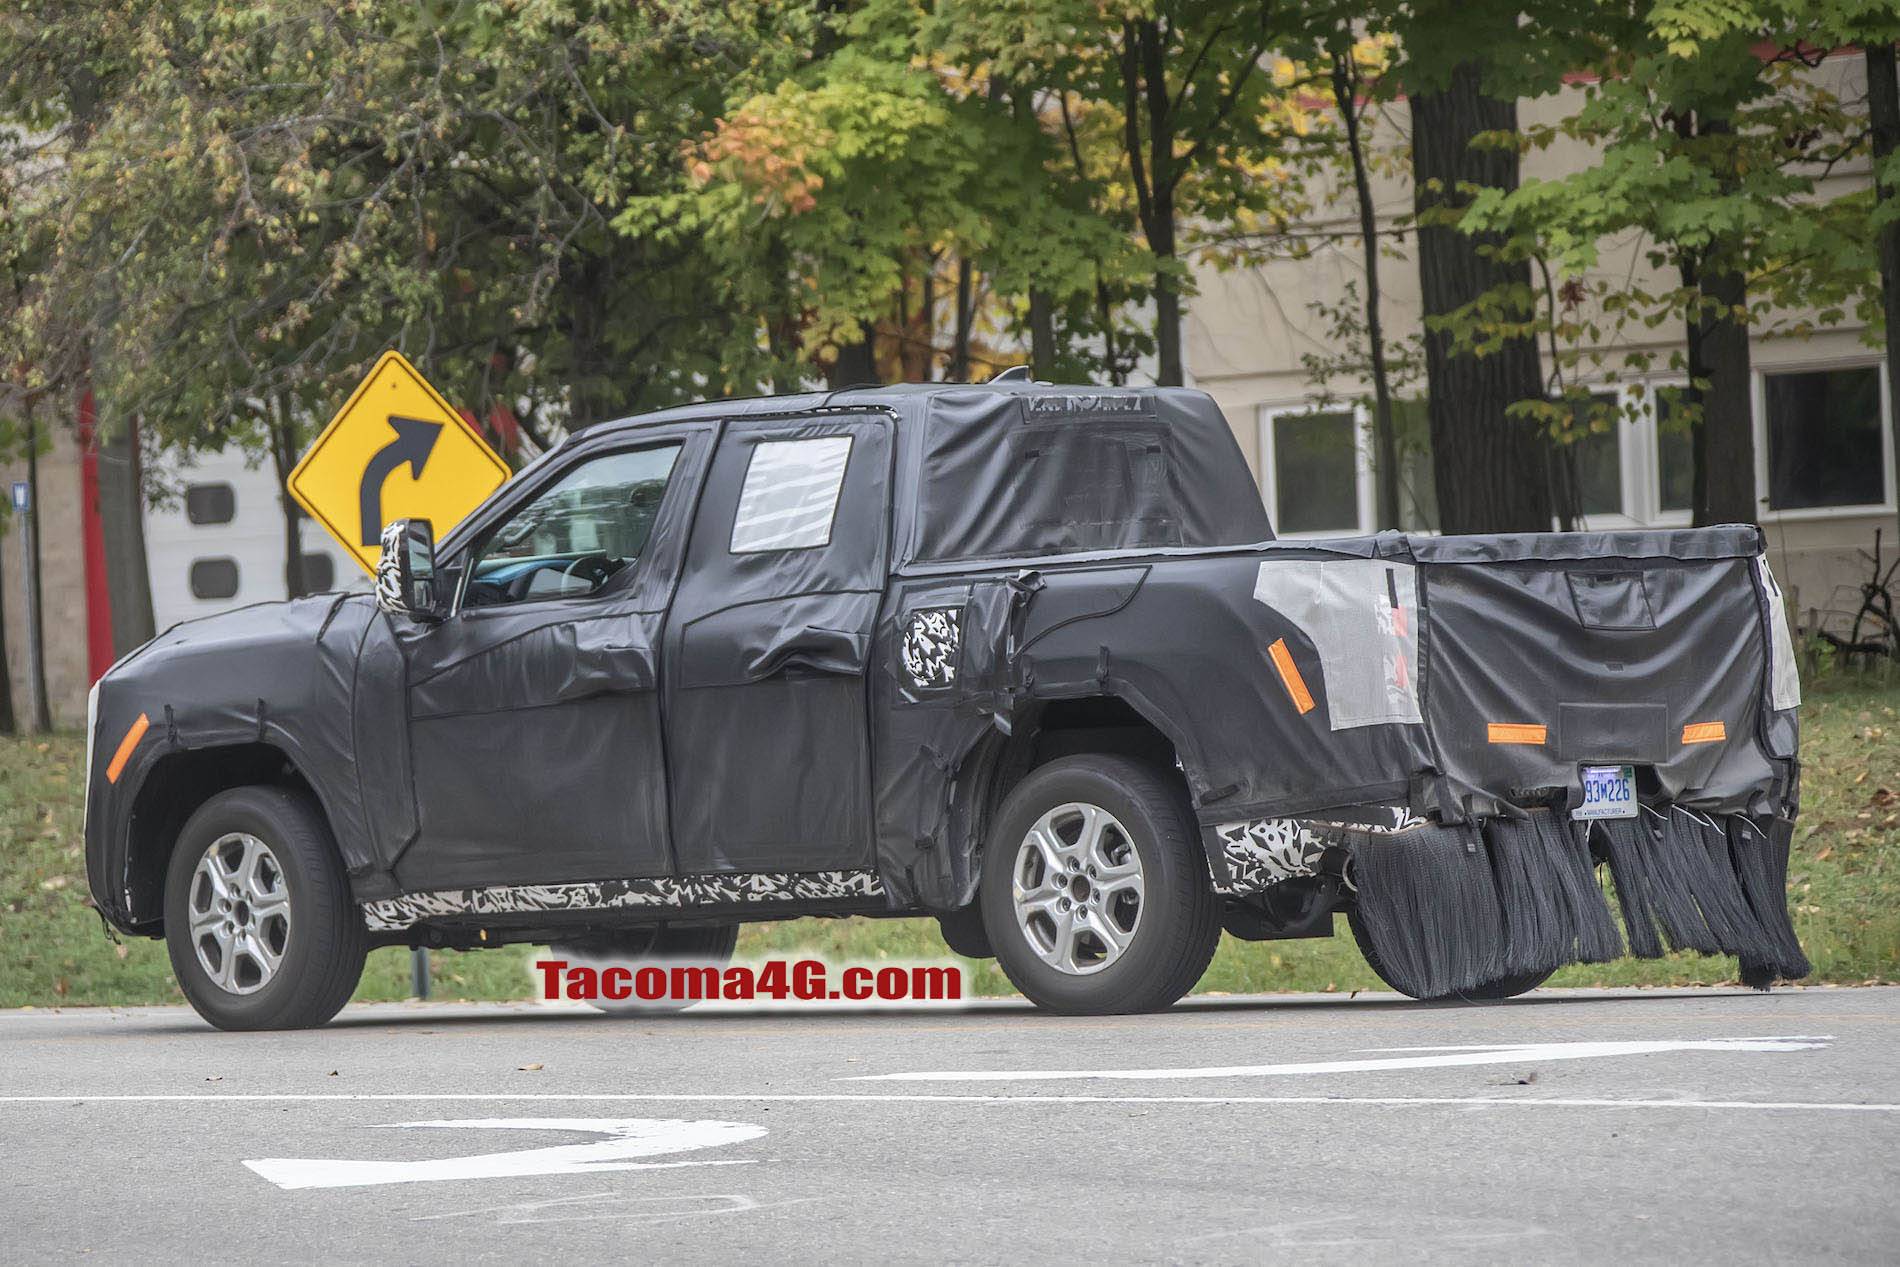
559,554,619,595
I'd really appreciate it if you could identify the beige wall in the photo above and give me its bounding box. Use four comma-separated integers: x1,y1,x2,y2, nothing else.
1183,53,1895,616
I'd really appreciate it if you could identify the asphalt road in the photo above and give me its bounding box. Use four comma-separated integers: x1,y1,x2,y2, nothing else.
1,986,1895,1264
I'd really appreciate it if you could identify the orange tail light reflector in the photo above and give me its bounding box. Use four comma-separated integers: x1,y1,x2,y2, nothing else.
1267,639,1315,715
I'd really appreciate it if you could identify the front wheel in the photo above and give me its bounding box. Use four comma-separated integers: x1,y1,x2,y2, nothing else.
980,755,1221,1015
163,786,368,1031
551,924,740,1015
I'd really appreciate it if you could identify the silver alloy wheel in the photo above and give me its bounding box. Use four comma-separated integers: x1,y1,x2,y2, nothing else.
1011,801,1145,975
188,832,291,996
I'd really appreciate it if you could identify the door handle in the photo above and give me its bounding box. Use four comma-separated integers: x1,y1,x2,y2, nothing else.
745,626,865,681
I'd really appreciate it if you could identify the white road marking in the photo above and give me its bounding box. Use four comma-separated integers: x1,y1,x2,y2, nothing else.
410,1192,823,1226
243,1118,765,1190
0,1092,1893,1112
845,1035,1835,1082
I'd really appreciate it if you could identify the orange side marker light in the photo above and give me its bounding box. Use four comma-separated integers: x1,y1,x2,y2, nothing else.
1487,722,1547,745
105,713,150,784
1267,638,1315,715
1681,721,1726,744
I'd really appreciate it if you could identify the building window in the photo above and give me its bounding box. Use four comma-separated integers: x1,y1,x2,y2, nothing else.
1655,386,1695,515
1763,366,1887,511
301,553,335,592
1387,398,1438,532
1554,391,1625,520
189,558,240,600
184,482,236,525
1260,407,1365,536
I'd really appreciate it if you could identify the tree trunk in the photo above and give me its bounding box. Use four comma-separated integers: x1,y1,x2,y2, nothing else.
565,254,615,429
0,513,16,735
267,398,308,600
1410,62,1551,534
1124,19,1183,386
827,331,878,388
1151,246,1182,386
948,259,975,383
1683,258,1756,525
1333,50,1401,531
97,413,155,652
1870,42,1900,534
1029,289,1057,380
24,418,50,731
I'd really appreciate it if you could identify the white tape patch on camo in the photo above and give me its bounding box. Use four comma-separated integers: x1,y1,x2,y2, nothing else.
845,1035,1834,1082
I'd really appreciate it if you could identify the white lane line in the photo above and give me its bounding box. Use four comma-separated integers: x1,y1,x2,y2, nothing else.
0,1093,1893,1112
846,1035,1834,1082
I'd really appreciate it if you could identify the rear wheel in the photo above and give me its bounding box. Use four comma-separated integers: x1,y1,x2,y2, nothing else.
163,786,367,1031
1346,910,1554,1001
551,924,740,1014
980,755,1220,1015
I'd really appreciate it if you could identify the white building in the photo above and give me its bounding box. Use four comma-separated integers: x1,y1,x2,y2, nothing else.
143,447,363,632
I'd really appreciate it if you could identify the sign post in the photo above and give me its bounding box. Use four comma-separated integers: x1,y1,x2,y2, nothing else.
288,351,511,573
291,352,507,1004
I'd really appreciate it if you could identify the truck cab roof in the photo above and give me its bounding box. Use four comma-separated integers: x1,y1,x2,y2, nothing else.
577,381,1275,567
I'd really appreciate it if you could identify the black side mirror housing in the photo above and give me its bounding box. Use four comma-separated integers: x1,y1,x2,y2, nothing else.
377,518,446,622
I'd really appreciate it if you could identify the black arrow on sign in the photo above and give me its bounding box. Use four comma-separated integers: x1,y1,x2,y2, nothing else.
358,415,444,545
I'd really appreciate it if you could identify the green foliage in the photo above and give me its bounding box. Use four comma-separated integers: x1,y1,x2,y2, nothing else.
0,2,815,462
1456,4,1875,408
623,43,1133,369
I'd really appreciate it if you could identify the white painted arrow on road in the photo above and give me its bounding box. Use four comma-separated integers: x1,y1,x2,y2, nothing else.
846,1035,1834,1083
245,1118,766,1190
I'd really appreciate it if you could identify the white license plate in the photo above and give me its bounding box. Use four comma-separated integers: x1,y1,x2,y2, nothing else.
1572,764,1637,820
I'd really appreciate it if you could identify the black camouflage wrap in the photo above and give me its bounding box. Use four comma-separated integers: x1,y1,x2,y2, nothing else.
84,382,1804,985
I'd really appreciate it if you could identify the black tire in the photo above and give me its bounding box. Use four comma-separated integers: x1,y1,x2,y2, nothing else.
1346,909,1554,1001
163,786,368,1031
979,754,1221,1015
551,924,740,1015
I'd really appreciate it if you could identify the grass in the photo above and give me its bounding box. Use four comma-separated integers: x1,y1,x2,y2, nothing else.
3,678,1895,1008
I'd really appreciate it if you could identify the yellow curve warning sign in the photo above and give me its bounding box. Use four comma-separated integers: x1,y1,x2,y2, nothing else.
288,351,511,573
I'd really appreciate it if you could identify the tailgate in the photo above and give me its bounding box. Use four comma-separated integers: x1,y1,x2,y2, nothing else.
1410,526,1799,821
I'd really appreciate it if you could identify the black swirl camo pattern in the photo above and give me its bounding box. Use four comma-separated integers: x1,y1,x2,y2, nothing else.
901,606,961,689
374,519,406,613
362,869,888,932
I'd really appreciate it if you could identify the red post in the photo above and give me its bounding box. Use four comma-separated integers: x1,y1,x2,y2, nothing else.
77,387,116,682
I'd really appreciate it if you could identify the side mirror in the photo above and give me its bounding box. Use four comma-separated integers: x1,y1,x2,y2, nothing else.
377,518,446,622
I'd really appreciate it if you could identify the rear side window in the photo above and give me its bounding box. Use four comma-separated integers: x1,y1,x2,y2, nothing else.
912,390,1269,562
730,436,853,553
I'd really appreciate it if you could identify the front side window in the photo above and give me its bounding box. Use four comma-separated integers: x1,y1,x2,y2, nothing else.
1765,366,1885,510
466,444,681,608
